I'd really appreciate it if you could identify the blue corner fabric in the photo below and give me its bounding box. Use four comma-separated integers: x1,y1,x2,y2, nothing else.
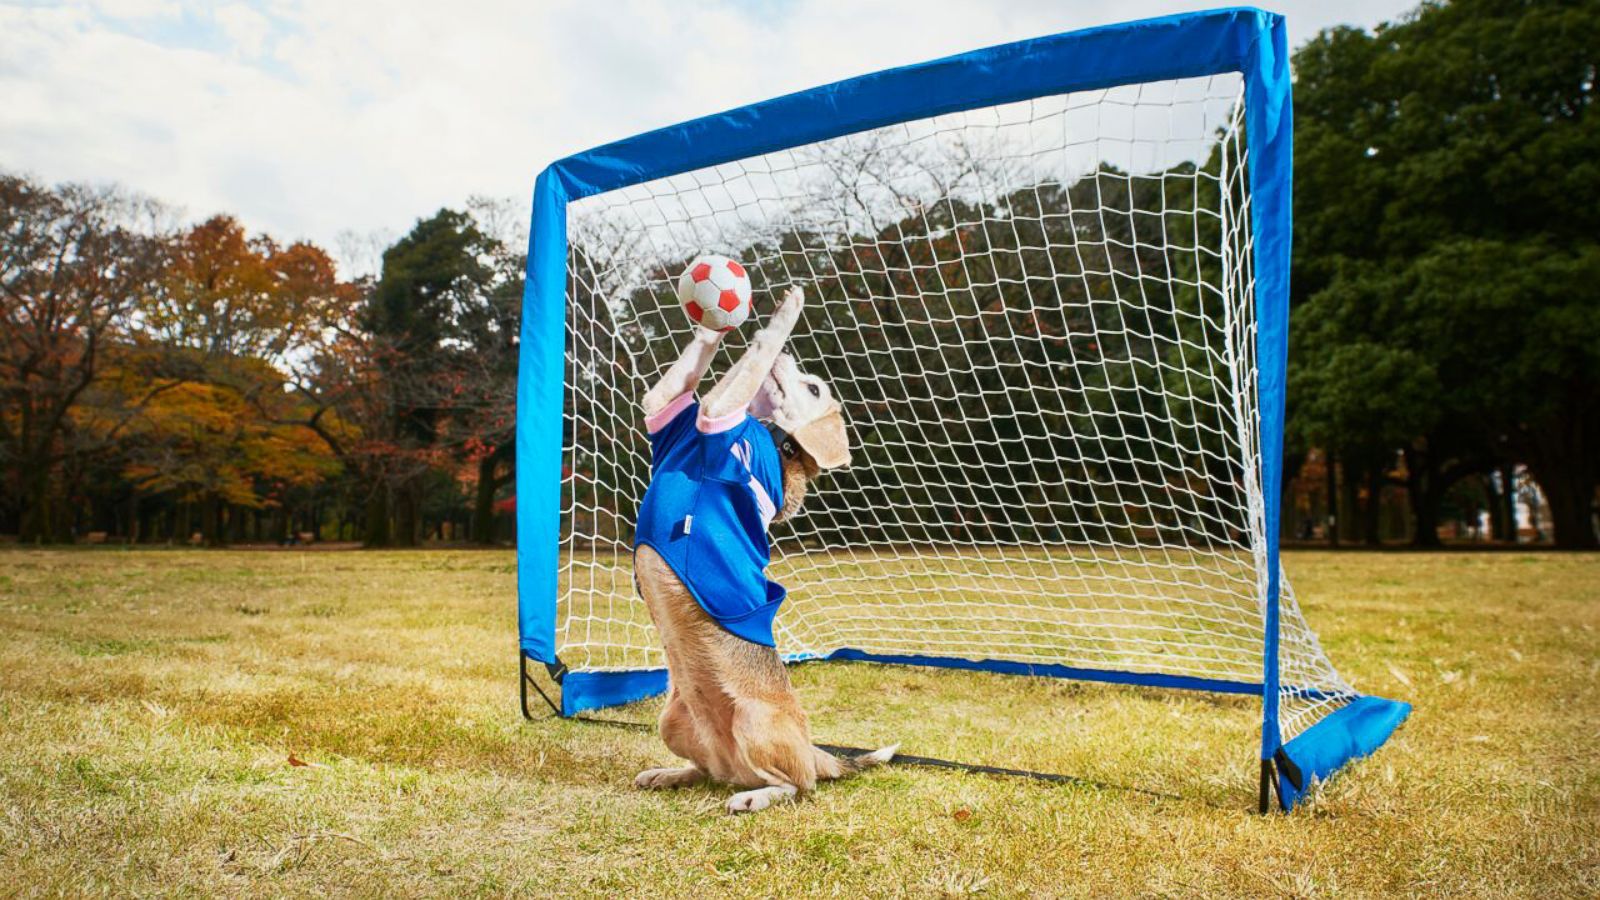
560,668,670,717
1275,696,1412,809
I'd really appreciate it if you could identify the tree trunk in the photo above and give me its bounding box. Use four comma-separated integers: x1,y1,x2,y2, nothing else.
1363,466,1383,546
124,492,139,543
1410,490,1442,547
394,484,418,548
137,499,153,544
1341,458,1361,547
1325,450,1339,547
1499,464,1518,543
58,455,86,543
1530,467,1598,550
1484,472,1508,542
365,485,391,547
201,494,223,547
473,455,498,545
1404,445,1444,548
1521,413,1599,549
19,468,54,544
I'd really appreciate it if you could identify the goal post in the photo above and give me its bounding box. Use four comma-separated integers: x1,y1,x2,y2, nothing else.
516,7,1409,810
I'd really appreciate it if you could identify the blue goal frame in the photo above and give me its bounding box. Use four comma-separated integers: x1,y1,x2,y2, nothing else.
515,6,1408,811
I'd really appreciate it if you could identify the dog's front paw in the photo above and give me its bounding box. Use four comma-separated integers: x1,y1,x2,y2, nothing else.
779,284,805,310
725,785,795,814
759,286,804,334
634,766,703,790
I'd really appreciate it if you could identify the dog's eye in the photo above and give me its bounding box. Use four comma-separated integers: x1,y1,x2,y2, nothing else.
807,383,821,398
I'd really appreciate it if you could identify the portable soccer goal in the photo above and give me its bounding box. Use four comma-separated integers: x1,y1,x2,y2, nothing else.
516,7,1409,810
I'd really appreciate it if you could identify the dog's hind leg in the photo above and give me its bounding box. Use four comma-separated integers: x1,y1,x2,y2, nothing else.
634,766,706,790
634,693,711,790
727,695,817,789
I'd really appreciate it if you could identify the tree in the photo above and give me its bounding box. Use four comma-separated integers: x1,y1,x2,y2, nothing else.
117,216,352,545
141,215,343,362
282,318,389,542
1287,334,1439,545
361,209,497,546
104,360,338,544
452,197,524,545
1291,0,1600,547
0,173,166,541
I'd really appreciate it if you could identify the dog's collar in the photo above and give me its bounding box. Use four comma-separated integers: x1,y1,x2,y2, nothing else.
767,423,802,460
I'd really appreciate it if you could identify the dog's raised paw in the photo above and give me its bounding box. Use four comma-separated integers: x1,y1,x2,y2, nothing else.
634,766,703,790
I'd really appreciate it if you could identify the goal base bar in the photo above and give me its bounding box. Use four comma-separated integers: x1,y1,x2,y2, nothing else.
823,649,1265,696
1268,694,1411,810
532,646,1266,717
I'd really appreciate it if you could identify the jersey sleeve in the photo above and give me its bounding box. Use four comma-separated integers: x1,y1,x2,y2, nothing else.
645,392,695,434
696,400,751,435
646,393,698,459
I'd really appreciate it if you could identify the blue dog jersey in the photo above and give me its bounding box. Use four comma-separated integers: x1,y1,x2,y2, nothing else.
634,393,787,646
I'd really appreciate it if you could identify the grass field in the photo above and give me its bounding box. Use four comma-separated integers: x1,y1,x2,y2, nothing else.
1,549,1596,897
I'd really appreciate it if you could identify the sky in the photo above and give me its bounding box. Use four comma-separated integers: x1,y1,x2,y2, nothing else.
0,0,1417,275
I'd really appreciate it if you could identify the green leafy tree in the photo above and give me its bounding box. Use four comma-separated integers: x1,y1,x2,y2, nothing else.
1287,335,1440,544
361,209,496,546
1291,0,1600,547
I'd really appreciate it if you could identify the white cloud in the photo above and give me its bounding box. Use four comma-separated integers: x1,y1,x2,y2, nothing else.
212,4,272,59
0,0,1416,276
83,0,179,20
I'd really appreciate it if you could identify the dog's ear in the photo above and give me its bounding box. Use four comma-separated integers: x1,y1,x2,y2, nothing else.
790,404,851,470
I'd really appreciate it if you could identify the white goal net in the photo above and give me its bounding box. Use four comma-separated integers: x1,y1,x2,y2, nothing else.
558,73,1353,743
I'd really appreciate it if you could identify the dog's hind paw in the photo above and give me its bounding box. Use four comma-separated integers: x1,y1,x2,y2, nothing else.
634,766,705,790
725,784,797,814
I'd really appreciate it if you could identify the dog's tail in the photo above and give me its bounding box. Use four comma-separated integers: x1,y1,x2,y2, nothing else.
813,743,898,781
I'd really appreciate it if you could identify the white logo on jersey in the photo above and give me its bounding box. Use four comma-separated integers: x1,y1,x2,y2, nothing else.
729,440,776,529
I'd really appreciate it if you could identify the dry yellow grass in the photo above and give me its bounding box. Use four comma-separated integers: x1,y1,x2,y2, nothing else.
0,548,1595,897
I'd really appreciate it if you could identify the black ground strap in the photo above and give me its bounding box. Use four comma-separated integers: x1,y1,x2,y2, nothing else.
815,743,1179,800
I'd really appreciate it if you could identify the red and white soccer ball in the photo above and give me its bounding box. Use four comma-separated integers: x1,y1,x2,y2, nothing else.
676,254,753,331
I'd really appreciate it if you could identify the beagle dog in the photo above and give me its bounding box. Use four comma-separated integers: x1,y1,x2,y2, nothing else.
632,285,894,814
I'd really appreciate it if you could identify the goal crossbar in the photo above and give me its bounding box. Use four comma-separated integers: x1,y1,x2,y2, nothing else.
515,6,1408,811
